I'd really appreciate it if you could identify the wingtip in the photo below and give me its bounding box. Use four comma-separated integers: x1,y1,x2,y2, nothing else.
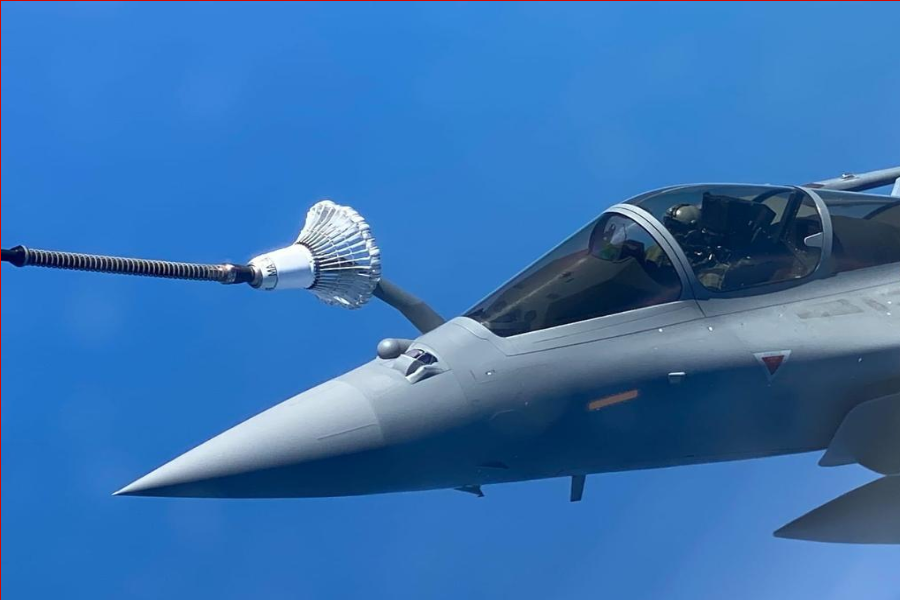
773,477,900,545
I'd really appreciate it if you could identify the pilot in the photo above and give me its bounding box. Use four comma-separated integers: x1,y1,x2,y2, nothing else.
663,202,725,288
663,203,706,259
663,203,701,235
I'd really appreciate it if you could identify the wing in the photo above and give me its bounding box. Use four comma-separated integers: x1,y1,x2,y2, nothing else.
776,393,900,544
775,477,900,544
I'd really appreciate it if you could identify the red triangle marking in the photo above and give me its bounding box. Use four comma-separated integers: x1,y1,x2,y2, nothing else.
761,355,785,376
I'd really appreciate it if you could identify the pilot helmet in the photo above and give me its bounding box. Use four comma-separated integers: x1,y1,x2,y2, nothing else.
664,203,701,233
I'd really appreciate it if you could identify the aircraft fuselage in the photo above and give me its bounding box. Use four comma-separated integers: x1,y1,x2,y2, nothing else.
117,264,900,498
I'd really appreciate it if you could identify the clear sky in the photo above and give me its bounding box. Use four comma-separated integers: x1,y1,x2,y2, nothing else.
3,3,900,599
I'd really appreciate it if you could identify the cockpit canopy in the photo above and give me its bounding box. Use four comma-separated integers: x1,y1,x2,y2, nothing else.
466,212,683,337
467,184,900,338
632,185,900,283
630,185,824,293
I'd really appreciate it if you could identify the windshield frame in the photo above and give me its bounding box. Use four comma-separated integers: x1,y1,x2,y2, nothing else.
463,205,695,337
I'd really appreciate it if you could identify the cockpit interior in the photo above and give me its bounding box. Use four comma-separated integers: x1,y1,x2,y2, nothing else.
634,185,823,293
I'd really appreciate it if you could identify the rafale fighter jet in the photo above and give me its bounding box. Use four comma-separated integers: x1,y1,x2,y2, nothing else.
4,166,900,544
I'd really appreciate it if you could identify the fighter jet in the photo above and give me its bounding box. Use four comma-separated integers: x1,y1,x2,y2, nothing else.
4,166,900,544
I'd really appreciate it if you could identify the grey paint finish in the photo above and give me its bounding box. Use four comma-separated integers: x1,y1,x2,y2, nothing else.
820,393,900,476
119,272,899,499
120,216,899,501
116,179,900,543
808,166,900,192
775,477,900,544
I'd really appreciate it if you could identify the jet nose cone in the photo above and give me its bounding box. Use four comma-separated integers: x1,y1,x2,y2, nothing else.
116,379,385,498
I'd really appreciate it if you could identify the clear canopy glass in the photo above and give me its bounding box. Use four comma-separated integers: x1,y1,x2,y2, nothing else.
466,184,900,338
465,213,683,337
815,190,900,273
629,184,823,292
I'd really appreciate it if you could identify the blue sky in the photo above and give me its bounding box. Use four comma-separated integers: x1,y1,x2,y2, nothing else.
3,3,900,599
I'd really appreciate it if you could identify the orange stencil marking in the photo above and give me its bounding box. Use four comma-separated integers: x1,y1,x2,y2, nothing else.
587,389,640,412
